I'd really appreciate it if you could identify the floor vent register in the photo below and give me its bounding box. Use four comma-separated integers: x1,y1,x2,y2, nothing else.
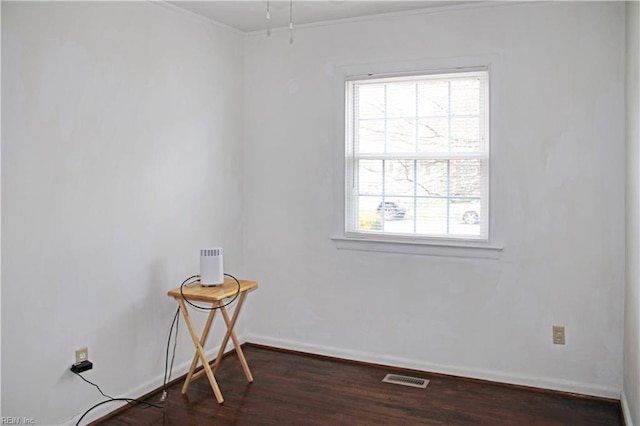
382,374,430,389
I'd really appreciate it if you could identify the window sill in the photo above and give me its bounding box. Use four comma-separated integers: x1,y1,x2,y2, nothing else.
331,235,504,259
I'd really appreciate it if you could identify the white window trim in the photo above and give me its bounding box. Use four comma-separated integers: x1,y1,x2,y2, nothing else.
331,235,503,259
331,55,505,259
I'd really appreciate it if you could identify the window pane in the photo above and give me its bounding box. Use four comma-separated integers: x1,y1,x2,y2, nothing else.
418,80,449,117
449,198,481,236
386,83,416,118
415,198,447,235
386,118,416,152
417,118,448,152
357,84,385,119
378,198,410,229
357,195,383,231
358,160,383,195
451,117,480,153
450,160,481,197
450,78,480,116
416,160,448,196
358,119,385,153
384,160,415,196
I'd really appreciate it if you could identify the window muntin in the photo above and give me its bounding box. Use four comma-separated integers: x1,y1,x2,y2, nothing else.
345,70,489,241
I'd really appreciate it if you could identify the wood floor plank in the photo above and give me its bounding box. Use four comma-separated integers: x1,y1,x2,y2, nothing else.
92,345,622,425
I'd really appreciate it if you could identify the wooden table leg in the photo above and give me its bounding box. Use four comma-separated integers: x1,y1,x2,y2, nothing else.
180,302,217,395
177,298,224,404
212,292,253,382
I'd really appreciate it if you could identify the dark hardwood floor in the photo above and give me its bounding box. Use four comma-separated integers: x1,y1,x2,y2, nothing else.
93,344,622,425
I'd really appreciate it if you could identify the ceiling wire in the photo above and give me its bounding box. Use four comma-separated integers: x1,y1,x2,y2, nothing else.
289,0,294,44
265,0,294,44
266,0,271,37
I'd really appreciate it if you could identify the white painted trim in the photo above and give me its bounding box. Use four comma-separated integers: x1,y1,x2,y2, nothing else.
62,334,247,426
245,1,524,37
151,1,244,35
246,333,621,400
332,236,503,259
622,391,634,426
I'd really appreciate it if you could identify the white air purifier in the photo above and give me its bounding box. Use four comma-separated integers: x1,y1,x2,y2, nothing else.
200,247,224,286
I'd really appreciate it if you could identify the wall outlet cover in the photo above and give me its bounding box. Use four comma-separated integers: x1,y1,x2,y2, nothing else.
552,326,565,345
75,347,89,363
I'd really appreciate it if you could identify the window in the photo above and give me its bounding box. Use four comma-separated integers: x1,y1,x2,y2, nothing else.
345,69,489,242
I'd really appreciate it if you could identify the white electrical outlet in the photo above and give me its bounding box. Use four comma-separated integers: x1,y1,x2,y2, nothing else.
75,347,89,363
552,326,565,345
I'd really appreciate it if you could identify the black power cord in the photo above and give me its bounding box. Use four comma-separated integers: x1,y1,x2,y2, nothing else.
74,398,163,426
160,306,180,402
179,273,241,311
73,372,163,426
72,371,115,400
73,312,178,425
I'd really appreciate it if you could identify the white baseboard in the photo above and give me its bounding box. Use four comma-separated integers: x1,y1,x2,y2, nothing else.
246,333,621,400
62,336,245,426
622,391,634,426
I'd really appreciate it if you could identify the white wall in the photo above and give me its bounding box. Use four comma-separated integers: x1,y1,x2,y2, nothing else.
243,2,626,398
2,2,244,424
624,1,640,424
1,1,630,423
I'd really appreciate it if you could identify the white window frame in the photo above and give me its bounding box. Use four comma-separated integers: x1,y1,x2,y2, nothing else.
331,57,504,259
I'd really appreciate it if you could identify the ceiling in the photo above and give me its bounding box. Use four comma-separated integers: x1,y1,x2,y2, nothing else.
168,1,470,33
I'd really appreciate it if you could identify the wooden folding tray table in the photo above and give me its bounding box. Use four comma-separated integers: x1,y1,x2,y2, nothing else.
167,278,258,403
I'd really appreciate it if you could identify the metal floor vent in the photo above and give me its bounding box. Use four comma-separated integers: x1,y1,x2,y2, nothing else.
382,374,429,389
